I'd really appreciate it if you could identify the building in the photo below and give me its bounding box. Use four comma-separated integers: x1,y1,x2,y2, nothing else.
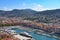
0,34,19,40
55,27,60,33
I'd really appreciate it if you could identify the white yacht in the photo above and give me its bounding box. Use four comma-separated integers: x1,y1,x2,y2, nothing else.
20,32,32,38
14,32,34,40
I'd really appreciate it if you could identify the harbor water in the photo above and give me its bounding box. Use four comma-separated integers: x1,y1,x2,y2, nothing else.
11,28,60,40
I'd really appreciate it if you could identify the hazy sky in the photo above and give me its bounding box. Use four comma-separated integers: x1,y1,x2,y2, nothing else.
0,0,60,11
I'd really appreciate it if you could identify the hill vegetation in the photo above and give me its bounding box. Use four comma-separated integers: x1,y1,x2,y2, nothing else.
0,9,60,23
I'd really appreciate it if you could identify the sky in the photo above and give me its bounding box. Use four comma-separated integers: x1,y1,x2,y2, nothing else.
0,0,60,11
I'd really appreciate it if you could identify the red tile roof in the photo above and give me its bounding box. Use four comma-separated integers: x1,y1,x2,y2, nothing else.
0,34,19,40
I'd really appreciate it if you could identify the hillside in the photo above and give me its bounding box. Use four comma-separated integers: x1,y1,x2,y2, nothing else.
0,9,60,23
34,9,60,23
0,9,37,17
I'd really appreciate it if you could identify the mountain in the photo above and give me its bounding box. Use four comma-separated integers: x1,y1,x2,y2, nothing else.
34,9,60,23
0,9,60,18
34,9,60,20
35,9,60,17
0,9,37,17
0,9,60,23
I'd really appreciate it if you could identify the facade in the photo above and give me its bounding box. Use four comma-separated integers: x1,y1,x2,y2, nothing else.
55,27,60,33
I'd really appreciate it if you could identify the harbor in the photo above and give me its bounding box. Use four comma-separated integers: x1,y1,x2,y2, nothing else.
0,26,60,40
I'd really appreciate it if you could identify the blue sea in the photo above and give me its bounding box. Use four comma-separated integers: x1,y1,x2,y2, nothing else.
11,28,60,40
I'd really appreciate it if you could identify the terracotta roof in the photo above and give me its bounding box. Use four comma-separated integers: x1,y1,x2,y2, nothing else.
0,34,19,40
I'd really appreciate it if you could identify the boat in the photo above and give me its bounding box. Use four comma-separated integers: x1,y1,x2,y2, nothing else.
13,32,34,40
5,29,17,35
20,32,32,38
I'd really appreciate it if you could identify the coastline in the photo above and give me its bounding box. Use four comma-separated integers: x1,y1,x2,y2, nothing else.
1,25,60,40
